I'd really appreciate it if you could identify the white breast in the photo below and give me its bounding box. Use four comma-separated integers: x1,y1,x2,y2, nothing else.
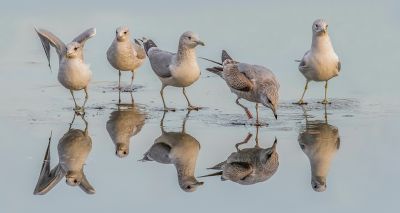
168,61,200,87
58,58,92,91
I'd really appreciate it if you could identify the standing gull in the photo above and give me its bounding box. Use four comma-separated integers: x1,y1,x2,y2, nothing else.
295,19,341,105
142,31,205,111
107,26,146,96
202,50,279,126
35,27,96,113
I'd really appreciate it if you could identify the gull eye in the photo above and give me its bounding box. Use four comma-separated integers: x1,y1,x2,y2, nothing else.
188,36,192,40
74,47,78,51
124,31,127,34
315,24,319,28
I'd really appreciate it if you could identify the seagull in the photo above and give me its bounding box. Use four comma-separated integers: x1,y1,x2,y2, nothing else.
142,31,205,111
106,104,146,158
107,26,146,94
33,114,95,195
202,50,279,126
294,19,341,105
298,106,340,192
35,27,96,113
199,130,279,185
140,111,203,192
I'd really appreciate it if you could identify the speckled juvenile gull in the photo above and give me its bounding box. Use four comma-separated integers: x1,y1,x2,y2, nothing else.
33,114,95,195
199,132,279,185
202,50,279,126
35,27,96,113
295,19,341,105
142,31,205,111
107,26,146,94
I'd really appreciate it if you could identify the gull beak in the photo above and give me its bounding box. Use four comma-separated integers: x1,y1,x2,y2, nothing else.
274,113,278,120
196,40,205,46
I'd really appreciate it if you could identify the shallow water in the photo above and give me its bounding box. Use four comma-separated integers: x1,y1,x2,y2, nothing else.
1,0,400,212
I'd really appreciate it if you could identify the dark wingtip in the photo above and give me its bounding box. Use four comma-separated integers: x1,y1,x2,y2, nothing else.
143,39,157,55
221,50,233,62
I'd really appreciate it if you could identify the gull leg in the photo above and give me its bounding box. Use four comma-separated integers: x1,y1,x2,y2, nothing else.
70,90,82,113
83,87,89,108
183,87,200,110
130,91,134,105
294,81,309,105
235,133,253,151
160,85,175,112
118,70,121,91
254,103,262,126
118,89,121,105
320,80,330,104
130,70,135,92
255,126,260,148
235,97,253,119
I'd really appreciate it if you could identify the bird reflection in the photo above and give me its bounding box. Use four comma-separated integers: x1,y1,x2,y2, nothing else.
33,114,95,195
199,127,279,185
140,111,203,192
106,103,146,158
298,106,340,192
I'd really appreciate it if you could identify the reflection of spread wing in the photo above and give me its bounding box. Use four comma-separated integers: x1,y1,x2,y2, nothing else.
224,162,253,181
33,140,65,195
79,174,95,194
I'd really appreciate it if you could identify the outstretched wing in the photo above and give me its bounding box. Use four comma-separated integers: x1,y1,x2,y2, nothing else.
147,48,174,78
72,28,96,46
35,28,66,70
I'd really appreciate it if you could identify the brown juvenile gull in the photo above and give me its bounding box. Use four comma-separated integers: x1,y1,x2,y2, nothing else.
107,26,146,93
202,50,279,126
199,131,279,185
294,19,341,105
142,31,205,111
35,27,96,113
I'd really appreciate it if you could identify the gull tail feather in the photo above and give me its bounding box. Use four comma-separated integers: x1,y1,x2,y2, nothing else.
199,57,222,66
197,171,223,178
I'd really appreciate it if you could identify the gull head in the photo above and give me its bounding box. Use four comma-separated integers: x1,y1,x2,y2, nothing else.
116,26,130,42
179,31,205,49
179,176,204,192
260,85,279,119
115,143,129,158
312,19,329,36
311,176,327,192
66,42,82,58
65,171,83,186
